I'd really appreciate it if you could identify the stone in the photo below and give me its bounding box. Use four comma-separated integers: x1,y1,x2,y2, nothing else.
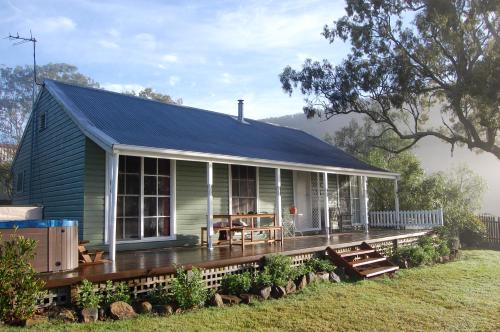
296,275,308,290
211,293,224,307
316,271,330,282
285,280,296,294
153,304,174,316
219,294,241,305
306,271,316,284
24,315,48,327
271,286,287,299
175,308,183,314
256,286,272,300
81,308,98,323
329,272,341,283
47,307,76,322
137,301,153,314
110,301,136,320
239,293,255,304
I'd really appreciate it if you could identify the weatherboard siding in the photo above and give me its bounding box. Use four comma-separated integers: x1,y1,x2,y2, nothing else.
12,89,86,237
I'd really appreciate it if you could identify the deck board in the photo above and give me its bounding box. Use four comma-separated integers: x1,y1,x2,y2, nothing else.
39,230,428,288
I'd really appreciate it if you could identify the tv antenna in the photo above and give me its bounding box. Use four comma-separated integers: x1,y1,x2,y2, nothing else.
6,31,40,106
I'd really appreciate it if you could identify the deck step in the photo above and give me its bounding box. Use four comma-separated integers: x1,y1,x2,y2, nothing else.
359,266,399,278
339,249,375,258
350,257,387,267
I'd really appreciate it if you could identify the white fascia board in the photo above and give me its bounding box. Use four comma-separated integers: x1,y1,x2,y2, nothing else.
113,144,400,180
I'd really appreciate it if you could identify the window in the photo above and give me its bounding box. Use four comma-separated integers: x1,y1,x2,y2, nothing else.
16,171,25,193
231,165,256,214
39,112,47,131
116,156,171,241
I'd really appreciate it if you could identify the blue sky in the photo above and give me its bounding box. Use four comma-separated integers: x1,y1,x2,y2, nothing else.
0,0,348,119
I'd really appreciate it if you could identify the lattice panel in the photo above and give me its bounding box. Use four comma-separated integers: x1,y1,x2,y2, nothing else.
203,262,260,289
311,173,321,229
39,287,71,307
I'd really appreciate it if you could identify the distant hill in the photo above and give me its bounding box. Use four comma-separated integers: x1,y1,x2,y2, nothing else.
262,113,500,217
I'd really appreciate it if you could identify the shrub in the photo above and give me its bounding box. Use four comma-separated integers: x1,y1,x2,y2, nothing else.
76,279,102,309
257,255,293,287
102,280,131,305
305,258,336,273
221,272,251,295
291,264,313,280
0,234,45,325
393,236,451,267
146,285,171,305
170,267,208,310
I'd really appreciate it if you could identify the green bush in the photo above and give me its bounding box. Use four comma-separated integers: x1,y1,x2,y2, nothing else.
291,264,313,280
0,234,45,325
305,258,336,273
257,255,293,287
170,267,208,310
393,236,450,267
102,280,131,305
76,279,102,309
146,285,171,305
221,272,251,295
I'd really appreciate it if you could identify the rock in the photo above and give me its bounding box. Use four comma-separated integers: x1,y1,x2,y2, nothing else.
219,294,241,305
98,308,107,321
81,308,98,323
239,293,255,304
153,304,174,316
285,280,296,294
256,286,272,300
271,286,287,299
316,271,330,282
175,308,183,314
110,301,136,320
24,315,48,327
306,271,317,284
296,275,308,290
211,293,224,307
137,301,153,314
329,272,341,283
48,307,76,322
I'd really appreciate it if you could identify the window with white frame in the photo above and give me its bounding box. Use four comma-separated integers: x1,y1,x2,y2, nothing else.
116,156,171,241
231,165,257,214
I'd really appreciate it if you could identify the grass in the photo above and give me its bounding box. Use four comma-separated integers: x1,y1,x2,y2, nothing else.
4,250,500,331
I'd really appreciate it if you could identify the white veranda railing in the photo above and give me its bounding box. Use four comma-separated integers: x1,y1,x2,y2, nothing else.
369,209,444,229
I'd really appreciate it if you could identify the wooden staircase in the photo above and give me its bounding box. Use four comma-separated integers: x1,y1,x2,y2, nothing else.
327,242,399,279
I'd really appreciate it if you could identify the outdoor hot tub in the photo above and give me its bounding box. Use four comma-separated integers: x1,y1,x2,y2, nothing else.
0,219,79,273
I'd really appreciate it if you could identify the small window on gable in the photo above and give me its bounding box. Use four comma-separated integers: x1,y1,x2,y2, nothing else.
16,171,25,193
39,112,47,131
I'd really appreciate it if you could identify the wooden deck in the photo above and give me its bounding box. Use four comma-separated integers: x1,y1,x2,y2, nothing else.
40,230,429,288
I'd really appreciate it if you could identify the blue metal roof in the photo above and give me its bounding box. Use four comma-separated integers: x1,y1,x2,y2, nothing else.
44,79,389,174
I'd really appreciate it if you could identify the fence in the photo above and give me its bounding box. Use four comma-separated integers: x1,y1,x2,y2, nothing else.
369,209,444,229
478,214,500,249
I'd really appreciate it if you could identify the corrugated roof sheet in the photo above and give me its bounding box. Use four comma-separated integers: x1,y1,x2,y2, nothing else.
44,79,389,173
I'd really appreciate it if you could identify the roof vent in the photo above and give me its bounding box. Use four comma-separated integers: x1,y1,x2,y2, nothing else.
237,99,244,122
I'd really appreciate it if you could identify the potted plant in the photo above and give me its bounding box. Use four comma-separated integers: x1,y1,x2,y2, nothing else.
289,206,298,215
76,279,102,322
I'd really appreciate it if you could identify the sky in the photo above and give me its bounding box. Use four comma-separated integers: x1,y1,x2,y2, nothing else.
0,0,348,119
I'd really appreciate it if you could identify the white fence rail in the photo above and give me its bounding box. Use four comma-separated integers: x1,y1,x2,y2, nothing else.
369,209,443,229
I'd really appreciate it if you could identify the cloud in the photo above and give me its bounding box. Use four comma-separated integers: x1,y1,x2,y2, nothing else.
219,72,233,84
161,54,178,62
99,39,119,49
134,33,157,51
38,16,76,32
169,75,180,86
102,83,145,93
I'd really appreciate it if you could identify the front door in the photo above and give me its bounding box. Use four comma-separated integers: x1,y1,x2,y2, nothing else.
293,171,315,231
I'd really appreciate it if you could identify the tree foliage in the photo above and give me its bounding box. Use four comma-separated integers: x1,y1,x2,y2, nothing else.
281,0,500,159
126,87,182,105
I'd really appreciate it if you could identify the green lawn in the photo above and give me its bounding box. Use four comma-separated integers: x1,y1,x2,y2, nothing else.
5,250,500,331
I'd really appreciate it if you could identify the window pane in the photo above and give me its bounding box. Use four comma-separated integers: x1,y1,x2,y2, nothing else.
158,177,170,195
240,166,247,179
144,176,156,195
247,180,256,197
126,156,141,173
248,166,256,179
125,218,139,239
231,165,239,179
116,218,124,240
158,197,170,216
159,217,170,236
232,180,239,196
117,196,123,217
240,180,248,197
232,198,241,214
119,156,126,172
125,196,139,216
248,199,256,214
144,218,157,237
144,158,157,175
144,197,157,217
158,159,170,176
126,174,140,194
118,174,125,195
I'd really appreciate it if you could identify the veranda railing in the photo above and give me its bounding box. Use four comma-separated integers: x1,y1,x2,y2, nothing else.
369,209,444,229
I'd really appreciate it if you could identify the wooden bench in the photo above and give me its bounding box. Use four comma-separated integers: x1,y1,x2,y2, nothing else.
201,213,284,248
78,240,106,265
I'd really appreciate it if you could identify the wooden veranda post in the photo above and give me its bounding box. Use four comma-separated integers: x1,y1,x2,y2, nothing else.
275,168,282,226
362,176,369,233
108,152,119,261
323,172,330,235
394,178,400,229
207,162,214,250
